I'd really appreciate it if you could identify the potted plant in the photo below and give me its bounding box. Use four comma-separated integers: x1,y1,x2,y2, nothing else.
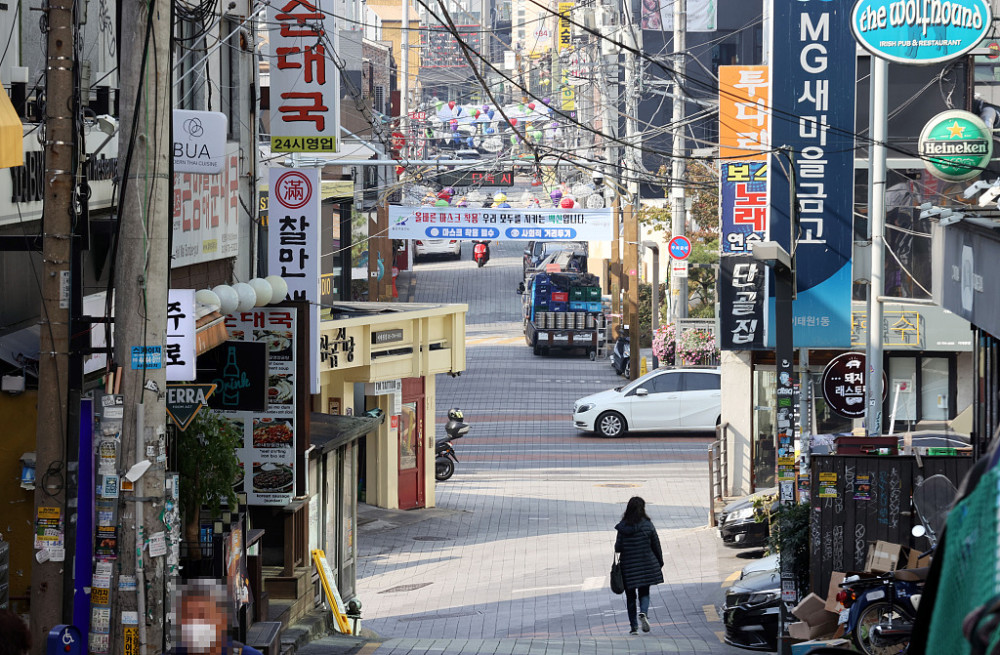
176,410,243,561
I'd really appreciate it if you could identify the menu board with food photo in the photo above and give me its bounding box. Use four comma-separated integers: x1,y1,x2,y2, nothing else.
219,308,298,506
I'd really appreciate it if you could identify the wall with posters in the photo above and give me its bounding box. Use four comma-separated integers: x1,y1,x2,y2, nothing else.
316,301,467,509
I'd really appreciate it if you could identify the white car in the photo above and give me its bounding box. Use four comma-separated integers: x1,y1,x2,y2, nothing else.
414,239,461,260
573,367,722,437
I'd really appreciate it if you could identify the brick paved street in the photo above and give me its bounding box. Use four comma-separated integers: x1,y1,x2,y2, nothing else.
352,242,754,654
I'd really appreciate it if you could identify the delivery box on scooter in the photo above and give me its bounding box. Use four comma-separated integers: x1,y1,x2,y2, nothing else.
865,540,905,573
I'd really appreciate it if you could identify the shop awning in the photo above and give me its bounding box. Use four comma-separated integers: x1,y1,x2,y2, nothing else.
0,78,23,169
310,411,384,456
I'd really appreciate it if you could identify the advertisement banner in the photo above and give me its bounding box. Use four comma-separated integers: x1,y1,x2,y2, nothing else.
268,167,320,393
268,0,340,152
218,308,297,507
557,2,574,52
388,205,612,241
720,161,767,255
719,255,767,350
561,70,576,111
719,66,769,161
769,0,856,347
641,0,717,31
171,152,240,268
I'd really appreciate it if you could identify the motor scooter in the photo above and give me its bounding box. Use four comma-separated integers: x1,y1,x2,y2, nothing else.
436,408,470,481
473,241,491,267
839,474,957,654
611,326,630,377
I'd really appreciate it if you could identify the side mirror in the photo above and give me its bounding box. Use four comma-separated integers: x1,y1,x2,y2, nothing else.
635,388,648,397
912,525,927,538
516,282,525,295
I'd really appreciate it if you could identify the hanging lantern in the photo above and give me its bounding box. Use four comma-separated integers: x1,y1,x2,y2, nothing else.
510,118,518,126
550,188,563,201
435,198,450,207
488,110,495,119
448,100,456,110
543,97,551,104
528,103,536,110
560,197,575,209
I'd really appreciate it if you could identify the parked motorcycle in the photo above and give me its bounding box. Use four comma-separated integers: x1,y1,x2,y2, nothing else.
839,474,957,654
611,326,630,377
436,408,470,481
473,241,491,267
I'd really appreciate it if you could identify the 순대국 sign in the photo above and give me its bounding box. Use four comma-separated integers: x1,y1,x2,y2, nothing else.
851,0,992,65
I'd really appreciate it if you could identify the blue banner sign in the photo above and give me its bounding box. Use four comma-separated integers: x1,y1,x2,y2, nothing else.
770,0,856,348
851,0,991,65
388,206,613,241
720,161,768,255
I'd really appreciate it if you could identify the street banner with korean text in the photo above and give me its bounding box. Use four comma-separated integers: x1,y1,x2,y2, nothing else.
217,308,297,506
719,66,769,161
720,161,767,255
719,256,767,350
268,0,340,152
769,0,855,347
269,167,320,393
557,2,574,52
172,152,240,267
387,206,612,241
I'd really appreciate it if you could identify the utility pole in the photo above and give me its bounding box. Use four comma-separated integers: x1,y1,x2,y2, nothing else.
865,57,889,437
401,0,410,152
622,19,640,380
113,0,171,649
669,0,688,322
30,0,76,645
600,19,621,335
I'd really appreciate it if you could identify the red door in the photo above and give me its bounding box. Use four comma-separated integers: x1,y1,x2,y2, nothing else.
398,378,425,509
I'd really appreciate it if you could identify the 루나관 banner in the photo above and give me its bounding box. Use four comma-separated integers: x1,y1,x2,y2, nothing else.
769,0,856,348
387,206,613,241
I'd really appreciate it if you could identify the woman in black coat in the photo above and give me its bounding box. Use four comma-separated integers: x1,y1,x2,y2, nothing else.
614,496,664,635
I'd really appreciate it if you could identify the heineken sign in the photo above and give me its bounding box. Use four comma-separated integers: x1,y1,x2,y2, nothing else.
919,110,993,181
851,0,992,65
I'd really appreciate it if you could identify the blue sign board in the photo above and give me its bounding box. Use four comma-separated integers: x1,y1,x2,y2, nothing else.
130,345,163,370
720,161,767,255
47,625,83,655
668,236,692,260
851,0,991,65
770,0,856,348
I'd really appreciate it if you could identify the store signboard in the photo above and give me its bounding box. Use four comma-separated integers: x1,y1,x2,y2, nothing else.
720,161,767,255
172,110,227,174
557,2,573,52
851,0,991,65
267,0,340,152
387,205,612,241
212,308,298,506
718,66,769,161
769,0,856,348
166,289,197,381
195,342,269,412
172,152,240,267
919,109,993,181
269,167,321,393
719,256,766,350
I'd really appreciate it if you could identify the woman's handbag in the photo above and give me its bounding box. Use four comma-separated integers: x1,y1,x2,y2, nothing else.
610,554,625,594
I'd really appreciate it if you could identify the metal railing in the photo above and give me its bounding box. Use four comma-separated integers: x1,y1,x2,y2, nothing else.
708,422,729,527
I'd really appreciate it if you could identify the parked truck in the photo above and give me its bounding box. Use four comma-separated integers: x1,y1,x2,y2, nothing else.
521,271,604,358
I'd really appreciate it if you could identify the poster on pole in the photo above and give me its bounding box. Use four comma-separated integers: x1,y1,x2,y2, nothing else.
769,0,856,348
388,206,612,241
268,0,340,152
268,167,320,393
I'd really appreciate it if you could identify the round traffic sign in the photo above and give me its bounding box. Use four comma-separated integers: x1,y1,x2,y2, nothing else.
668,236,692,260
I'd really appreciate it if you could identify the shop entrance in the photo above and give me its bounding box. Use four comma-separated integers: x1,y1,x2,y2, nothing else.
398,378,425,509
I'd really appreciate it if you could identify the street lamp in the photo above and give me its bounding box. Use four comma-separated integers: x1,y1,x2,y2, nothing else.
642,240,660,369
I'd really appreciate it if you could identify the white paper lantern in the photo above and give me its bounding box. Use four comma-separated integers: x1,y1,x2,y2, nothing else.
233,282,257,312
265,275,288,303
248,278,273,306
212,285,239,315
195,288,221,311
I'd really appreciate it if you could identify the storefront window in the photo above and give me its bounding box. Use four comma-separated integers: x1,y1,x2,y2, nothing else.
921,357,949,421
888,358,917,426
399,402,418,470
753,369,776,488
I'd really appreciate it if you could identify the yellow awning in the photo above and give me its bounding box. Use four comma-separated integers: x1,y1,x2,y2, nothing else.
0,76,23,169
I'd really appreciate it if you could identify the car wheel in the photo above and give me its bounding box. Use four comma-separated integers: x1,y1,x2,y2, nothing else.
596,411,627,438
533,344,541,356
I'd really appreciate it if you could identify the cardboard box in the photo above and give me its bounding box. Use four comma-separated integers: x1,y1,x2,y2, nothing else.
791,638,850,655
906,548,932,570
790,593,839,640
788,620,838,640
825,572,846,613
865,540,904,573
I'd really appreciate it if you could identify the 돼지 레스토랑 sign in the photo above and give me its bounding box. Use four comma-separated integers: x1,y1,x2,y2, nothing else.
851,0,992,65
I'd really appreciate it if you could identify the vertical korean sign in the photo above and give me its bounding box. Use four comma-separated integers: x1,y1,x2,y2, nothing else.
166,289,196,381
268,0,340,152
718,65,770,350
221,308,298,506
269,168,320,393
557,2,573,52
769,0,855,347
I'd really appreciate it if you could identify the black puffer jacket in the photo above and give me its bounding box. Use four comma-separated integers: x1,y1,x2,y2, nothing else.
615,518,664,588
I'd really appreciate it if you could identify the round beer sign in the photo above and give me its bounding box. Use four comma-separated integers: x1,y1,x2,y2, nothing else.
919,109,993,182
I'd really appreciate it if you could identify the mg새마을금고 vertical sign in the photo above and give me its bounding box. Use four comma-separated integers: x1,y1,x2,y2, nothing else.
268,0,340,152
268,167,320,392
769,0,856,347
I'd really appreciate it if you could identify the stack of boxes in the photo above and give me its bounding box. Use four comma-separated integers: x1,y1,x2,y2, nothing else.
530,273,603,329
